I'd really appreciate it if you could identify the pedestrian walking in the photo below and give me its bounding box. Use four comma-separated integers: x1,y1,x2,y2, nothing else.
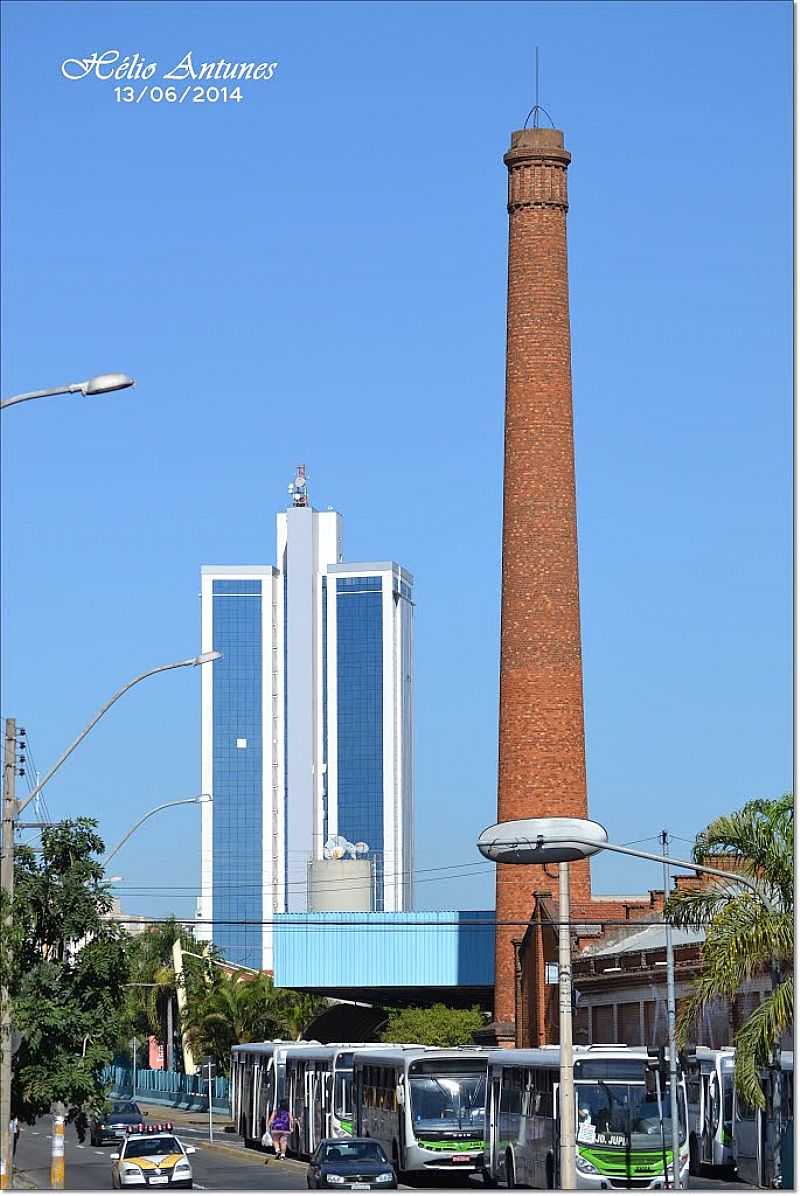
267,1104,294,1160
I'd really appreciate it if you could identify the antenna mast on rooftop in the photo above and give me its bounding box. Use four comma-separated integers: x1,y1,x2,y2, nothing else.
289,464,309,507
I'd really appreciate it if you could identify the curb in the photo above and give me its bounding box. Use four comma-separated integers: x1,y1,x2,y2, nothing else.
199,1138,307,1172
11,1171,41,1190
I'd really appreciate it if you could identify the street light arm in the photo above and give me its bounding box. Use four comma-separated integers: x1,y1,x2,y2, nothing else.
15,653,220,817
2,374,135,410
102,796,210,866
519,835,768,910
0,384,79,410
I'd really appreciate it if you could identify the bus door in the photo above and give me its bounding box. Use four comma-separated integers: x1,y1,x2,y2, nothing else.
734,1089,761,1187
706,1071,720,1163
488,1074,501,1175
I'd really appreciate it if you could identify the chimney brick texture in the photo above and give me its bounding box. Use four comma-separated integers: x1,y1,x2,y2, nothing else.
494,127,590,1024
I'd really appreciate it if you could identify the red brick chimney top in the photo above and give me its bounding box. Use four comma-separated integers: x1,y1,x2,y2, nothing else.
505,127,571,168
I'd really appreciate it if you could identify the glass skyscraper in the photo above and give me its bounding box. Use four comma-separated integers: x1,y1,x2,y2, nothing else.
199,472,414,969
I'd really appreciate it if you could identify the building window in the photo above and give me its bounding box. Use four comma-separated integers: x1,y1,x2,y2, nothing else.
212,582,262,969
336,580,383,910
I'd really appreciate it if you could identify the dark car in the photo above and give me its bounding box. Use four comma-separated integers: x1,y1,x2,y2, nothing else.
307,1138,397,1190
89,1100,145,1145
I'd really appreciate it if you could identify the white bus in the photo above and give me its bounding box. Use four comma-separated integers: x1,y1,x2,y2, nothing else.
284,1043,394,1157
485,1045,690,1190
683,1047,736,1174
353,1047,491,1180
733,1050,793,1189
230,1040,320,1145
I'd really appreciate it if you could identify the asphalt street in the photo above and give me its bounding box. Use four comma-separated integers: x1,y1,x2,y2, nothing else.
10,1118,745,1191
11,1120,307,1191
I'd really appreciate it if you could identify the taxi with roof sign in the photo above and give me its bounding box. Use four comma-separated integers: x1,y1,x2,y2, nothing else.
110,1126,196,1188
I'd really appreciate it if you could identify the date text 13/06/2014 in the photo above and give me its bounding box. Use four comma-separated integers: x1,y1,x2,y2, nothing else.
115,85,247,104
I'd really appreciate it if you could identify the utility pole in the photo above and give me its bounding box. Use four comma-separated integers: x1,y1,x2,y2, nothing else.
558,862,577,1189
50,1101,66,1189
660,831,682,1188
171,940,197,1075
0,719,16,1191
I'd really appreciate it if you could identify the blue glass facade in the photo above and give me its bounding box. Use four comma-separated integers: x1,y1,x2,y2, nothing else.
212,579,262,968
336,575,384,910
321,577,329,846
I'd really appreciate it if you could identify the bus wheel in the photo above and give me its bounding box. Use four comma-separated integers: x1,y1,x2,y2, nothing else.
505,1149,517,1189
482,1166,498,1187
688,1135,700,1177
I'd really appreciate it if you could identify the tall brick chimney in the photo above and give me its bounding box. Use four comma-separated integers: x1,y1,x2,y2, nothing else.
493,126,590,1033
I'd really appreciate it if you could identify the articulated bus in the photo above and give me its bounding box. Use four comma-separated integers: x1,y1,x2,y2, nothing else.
485,1045,689,1190
353,1047,490,1180
683,1047,735,1174
734,1050,793,1190
231,1041,321,1145
284,1044,393,1158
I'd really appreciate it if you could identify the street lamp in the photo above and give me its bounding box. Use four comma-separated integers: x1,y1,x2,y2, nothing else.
0,652,221,1190
103,795,212,866
16,652,221,819
477,815,763,1191
1,373,135,410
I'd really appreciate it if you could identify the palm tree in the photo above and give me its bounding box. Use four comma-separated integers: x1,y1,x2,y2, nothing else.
664,794,793,1109
185,971,327,1073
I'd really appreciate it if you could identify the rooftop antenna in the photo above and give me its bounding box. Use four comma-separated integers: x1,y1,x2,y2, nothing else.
288,463,309,507
523,46,555,129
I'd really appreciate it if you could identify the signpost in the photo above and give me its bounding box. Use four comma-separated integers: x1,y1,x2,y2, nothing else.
200,1057,216,1143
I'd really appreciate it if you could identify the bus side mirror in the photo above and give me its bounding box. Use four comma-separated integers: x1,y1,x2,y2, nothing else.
645,1065,658,1100
396,1084,405,1108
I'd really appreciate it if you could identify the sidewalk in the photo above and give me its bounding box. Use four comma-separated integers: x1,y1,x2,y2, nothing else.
136,1102,308,1173
136,1101,233,1132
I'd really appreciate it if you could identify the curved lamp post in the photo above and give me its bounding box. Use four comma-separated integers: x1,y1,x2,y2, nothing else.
0,652,221,1190
103,795,212,866
16,652,221,819
477,816,762,1191
1,373,135,411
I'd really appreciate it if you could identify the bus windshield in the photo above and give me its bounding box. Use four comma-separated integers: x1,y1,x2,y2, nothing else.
409,1070,486,1134
576,1082,687,1150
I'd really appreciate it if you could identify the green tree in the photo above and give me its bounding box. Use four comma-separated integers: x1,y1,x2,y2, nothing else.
3,820,131,1123
382,1004,485,1047
184,971,324,1074
120,918,218,1067
665,794,794,1109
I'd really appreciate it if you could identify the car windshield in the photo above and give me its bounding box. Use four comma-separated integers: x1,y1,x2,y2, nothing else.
111,1103,141,1117
126,1136,181,1157
409,1069,486,1134
323,1142,387,1163
576,1083,687,1150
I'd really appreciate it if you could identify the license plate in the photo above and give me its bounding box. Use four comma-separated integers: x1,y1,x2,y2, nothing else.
350,1185,370,1190
148,1178,169,1185
451,1154,473,1162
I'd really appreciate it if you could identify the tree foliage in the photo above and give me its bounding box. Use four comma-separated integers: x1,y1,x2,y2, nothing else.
665,794,794,1109
183,970,325,1074
3,820,131,1123
381,1003,485,1047
119,918,220,1064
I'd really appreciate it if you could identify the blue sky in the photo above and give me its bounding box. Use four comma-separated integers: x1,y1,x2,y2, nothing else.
1,1,791,921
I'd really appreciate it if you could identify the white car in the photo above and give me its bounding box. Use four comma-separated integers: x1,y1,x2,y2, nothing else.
111,1130,196,1189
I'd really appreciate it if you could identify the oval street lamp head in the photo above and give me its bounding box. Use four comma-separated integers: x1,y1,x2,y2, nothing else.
80,373,135,396
477,816,609,864
196,793,213,804
193,650,222,666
